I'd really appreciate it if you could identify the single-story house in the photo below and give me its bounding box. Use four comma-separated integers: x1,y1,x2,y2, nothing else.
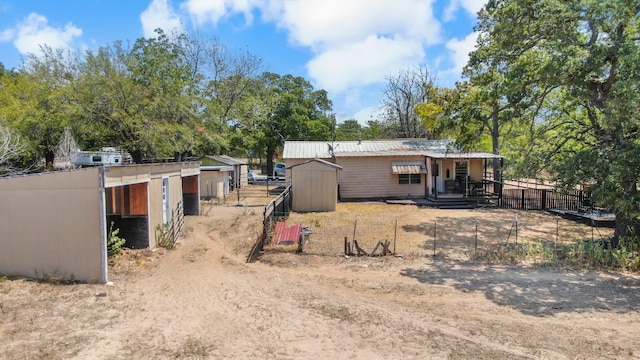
0,162,200,283
282,139,503,201
198,155,249,191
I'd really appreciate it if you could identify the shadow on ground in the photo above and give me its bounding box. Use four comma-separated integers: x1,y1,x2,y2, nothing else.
400,259,640,317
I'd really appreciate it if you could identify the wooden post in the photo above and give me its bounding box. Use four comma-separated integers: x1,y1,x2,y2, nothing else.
393,219,397,254
344,236,348,256
515,214,519,245
371,241,382,257
352,218,358,243
354,240,368,256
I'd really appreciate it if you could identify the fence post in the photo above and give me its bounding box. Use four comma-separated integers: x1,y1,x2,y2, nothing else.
542,189,547,211
521,189,526,210
475,222,478,253
433,218,437,256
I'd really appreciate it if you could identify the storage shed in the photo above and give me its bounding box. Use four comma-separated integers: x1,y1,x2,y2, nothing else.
289,159,342,212
199,165,232,200
199,155,248,190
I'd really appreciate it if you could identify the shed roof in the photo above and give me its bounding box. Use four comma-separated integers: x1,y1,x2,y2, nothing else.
287,158,343,170
282,140,502,160
200,165,233,172
202,155,247,165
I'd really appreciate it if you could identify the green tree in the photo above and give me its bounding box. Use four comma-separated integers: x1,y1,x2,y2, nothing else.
335,119,362,140
245,72,332,173
128,29,202,161
6,48,79,168
475,0,640,240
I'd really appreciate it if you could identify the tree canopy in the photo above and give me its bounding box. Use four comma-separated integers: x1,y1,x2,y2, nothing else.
462,0,640,239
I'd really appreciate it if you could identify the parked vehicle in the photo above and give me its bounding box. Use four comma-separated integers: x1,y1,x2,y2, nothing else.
247,169,255,184
72,147,131,167
273,162,286,178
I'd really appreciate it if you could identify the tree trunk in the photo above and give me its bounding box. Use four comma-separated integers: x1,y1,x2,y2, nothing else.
491,104,502,188
615,213,640,244
266,148,275,177
45,149,55,169
130,150,143,164
615,178,640,243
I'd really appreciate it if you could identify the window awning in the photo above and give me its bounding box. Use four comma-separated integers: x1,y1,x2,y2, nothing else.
391,161,427,174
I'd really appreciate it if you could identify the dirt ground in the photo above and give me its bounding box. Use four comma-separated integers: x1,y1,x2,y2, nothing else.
1,200,640,360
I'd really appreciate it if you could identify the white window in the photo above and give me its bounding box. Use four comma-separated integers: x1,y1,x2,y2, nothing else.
399,174,421,184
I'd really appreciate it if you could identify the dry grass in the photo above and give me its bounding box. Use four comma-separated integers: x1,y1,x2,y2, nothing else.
279,202,614,260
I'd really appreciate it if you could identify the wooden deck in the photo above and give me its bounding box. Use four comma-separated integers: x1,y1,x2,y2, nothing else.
547,208,615,228
385,194,497,209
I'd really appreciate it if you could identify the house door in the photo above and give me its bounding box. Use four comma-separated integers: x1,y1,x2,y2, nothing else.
435,160,444,193
455,161,469,179
162,177,170,224
455,161,469,194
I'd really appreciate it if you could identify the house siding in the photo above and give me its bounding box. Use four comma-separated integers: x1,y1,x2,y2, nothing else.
337,156,426,200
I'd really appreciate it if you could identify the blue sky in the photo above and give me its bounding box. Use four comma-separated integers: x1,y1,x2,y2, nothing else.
0,0,485,124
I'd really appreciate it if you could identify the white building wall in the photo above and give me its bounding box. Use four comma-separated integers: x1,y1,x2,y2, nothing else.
0,168,107,283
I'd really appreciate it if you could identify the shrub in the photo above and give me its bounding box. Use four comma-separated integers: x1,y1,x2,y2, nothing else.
108,222,126,258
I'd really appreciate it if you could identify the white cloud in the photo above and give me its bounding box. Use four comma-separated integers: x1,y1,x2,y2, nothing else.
352,105,383,125
276,0,440,50
180,0,440,94
444,0,486,22
1,13,82,55
177,0,482,122
443,31,478,80
307,35,425,94
276,0,441,94
180,0,259,26
0,29,13,42
141,0,185,38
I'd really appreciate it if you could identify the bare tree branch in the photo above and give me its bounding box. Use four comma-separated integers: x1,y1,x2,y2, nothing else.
53,127,79,169
0,124,29,177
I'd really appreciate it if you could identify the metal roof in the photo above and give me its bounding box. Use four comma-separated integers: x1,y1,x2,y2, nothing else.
287,158,343,170
200,165,233,172
283,140,503,159
202,155,247,165
391,161,428,174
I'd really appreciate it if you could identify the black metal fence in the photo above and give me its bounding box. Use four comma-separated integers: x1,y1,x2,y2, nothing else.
500,188,588,211
246,185,292,263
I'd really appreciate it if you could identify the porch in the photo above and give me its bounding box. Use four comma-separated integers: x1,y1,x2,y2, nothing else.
426,156,502,207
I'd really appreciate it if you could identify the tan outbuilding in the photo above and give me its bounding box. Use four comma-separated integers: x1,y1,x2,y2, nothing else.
199,165,232,200
199,155,248,190
0,162,200,283
289,159,342,212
